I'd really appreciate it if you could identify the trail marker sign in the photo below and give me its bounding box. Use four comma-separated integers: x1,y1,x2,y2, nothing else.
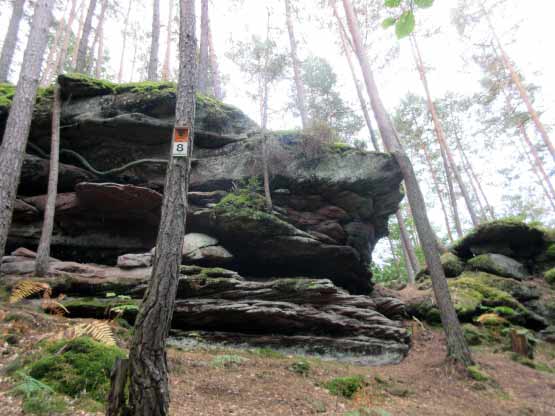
172,126,189,157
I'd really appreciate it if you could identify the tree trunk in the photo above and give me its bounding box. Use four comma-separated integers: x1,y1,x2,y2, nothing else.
0,0,26,82
35,81,61,276
75,0,97,73
410,35,479,228
387,237,401,279
106,358,129,416
55,0,79,75
117,0,133,82
0,0,55,260
126,0,197,415
284,0,308,129
396,210,419,279
333,8,379,151
207,19,223,100
519,123,555,202
197,0,209,93
400,235,415,283
421,143,454,242
87,0,107,75
442,146,463,238
482,8,555,164
147,0,160,81
161,0,173,81
340,0,473,366
71,0,86,69
453,130,495,220
41,0,69,86
262,136,273,212
94,14,104,78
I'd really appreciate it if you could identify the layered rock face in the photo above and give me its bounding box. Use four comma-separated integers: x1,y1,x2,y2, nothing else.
2,74,404,294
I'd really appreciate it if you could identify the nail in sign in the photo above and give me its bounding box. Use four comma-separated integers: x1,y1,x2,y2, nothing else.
172,126,189,157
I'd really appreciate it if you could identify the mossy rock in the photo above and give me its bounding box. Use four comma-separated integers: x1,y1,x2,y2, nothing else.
467,253,527,280
415,252,464,281
475,312,509,327
452,219,547,260
27,336,126,403
467,365,490,382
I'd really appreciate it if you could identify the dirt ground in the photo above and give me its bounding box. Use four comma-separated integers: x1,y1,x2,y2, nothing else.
1,305,555,416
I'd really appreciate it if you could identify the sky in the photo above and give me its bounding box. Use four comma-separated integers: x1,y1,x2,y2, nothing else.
1,0,554,261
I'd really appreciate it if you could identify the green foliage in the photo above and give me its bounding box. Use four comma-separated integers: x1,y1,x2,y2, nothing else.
395,11,415,39
216,177,266,212
289,360,311,376
251,347,286,359
544,268,555,286
211,354,248,369
11,373,68,415
511,353,554,373
324,375,365,399
384,0,401,7
27,336,126,403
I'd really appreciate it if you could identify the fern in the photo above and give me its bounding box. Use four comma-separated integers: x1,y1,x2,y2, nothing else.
9,280,52,304
41,299,70,316
63,321,117,346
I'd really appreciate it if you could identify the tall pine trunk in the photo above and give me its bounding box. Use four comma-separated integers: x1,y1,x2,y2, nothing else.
284,0,308,129
41,0,69,86
0,0,55,259
87,0,107,74
55,0,79,75
197,0,209,93
117,0,133,82
442,146,463,238
0,0,26,82
126,0,197,414
334,7,379,151
161,0,173,81
340,0,473,366
147,0,160,81
410,35,479,228
207,19,223,100
421,143,454,242
35,81,61,276
94,14,104,78
396,211,418,284
71,0,86,69
75,0,97,73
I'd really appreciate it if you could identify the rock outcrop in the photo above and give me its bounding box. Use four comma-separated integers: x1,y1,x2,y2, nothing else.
1,74,404,294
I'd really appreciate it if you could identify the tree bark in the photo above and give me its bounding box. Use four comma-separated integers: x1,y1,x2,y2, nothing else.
0,0,55,260
207,18,223,100
117,0,133,82
410,35,479,228
387,237,401,279
400,235,415,283
0,0,26,82
197,0,209,93
421,143,454,242
41,0,70,86
396,211,418,284
55,0,79,75
35,81,61,277
147,0,160,81
519,123,555,202
333,7,379,151
71,0,86,69
340,0,473,366
284,0,308,129
94,12,104,78
106,358,129,416
161,0,173,81
126,0,197,414
75,0,97,73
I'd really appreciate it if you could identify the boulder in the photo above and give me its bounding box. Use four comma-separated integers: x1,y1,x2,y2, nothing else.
182,233,219,255
416,252,464,280
452,220,547,261
183,245,233,266
467,253,528,280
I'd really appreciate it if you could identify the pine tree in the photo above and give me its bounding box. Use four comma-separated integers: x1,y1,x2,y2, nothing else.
0,0,56,259
75,0,97,73
198,0,209,92
147,0,160,80
0,0,26,82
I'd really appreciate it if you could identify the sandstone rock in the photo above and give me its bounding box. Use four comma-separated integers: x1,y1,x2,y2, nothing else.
11,247,38,258
182,233,219,255
184,245,233,265
468,253,528,280
13,200,40,222
117,253,153,269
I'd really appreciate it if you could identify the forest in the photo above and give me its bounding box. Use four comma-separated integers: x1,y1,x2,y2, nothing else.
0,0,554,415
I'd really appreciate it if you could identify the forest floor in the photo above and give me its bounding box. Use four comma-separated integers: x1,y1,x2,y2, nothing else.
1,303,555,416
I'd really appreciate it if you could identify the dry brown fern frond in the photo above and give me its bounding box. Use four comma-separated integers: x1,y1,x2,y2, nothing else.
40,298,70,316
9,280,52,304
61,321,117,346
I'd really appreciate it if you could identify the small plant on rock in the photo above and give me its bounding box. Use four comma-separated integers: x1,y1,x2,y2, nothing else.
324,375,366,399
289,359,310,376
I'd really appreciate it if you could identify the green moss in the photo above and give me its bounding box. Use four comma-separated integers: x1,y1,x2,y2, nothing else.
27,336,126,402
329,141,352,154
491,306,517,317
324,375,365,399
251,347,286,359
545,243,555,258
114,80,175,94
544,268,555,286
441,252,465,277
0,83,15,113
467,365,490,382
289,359,310,376
511,353,554,373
